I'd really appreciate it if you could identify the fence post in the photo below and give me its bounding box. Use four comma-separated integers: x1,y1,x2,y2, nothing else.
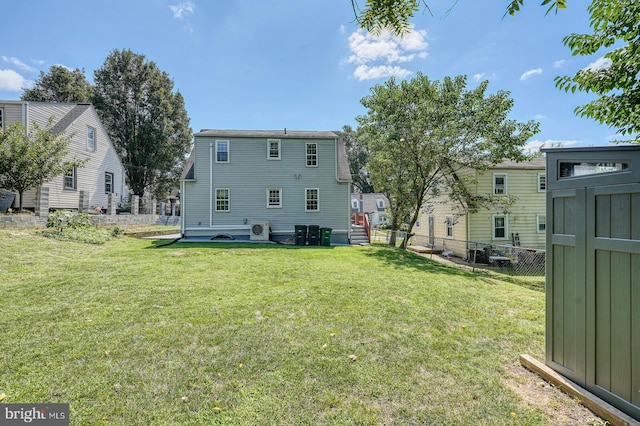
472,242,478,272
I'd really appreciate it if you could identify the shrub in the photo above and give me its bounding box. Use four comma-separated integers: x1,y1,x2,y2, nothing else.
47,210,91,231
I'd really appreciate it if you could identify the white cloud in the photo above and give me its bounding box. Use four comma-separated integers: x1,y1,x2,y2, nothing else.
169,2,195,19
473,73,485,81
339,24,346,35
353,65,412,81
553,59,565,68
1,56,36,72
0,69,29,91
524,139,581,153
520,68,542,81
533,114,546,120
584,56,612,71
345,27,428,80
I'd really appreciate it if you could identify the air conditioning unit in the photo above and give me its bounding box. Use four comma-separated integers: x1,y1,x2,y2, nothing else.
250,221,270,241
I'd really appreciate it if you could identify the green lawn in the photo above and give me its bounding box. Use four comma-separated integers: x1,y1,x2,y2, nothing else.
0,230,553,424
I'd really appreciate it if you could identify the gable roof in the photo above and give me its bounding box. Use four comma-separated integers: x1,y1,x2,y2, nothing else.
352,193,389,212
51,104,91,135
492,156,546,170
195,129,338,139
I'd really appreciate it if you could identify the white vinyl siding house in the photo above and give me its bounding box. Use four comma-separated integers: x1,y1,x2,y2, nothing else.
0,100,127,211
180,130,352,244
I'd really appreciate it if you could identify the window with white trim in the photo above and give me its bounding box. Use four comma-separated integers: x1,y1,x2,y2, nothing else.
267,139,281,160
267,188,282,208
64,168,77,190
216,141,229,163
306,143,317,167
537,214,546,233
538,172,546,192
215,188,230,211
445,215,454,238
493,173,507,195
305,188,319,211
87,126,96,151
351,199,359,209
493,215,508,239
105,172,114,194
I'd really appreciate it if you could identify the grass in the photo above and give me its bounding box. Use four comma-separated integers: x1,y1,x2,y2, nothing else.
0,230,551,425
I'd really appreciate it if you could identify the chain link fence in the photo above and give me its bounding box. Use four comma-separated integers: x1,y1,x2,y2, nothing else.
371,230,545,289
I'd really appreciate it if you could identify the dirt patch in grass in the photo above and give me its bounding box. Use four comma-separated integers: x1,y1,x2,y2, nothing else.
503,361,608,425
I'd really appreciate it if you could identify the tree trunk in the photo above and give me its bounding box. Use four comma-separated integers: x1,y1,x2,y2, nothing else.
18,190,24,212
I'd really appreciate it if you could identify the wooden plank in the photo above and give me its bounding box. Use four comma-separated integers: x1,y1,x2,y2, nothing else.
520,354,640,426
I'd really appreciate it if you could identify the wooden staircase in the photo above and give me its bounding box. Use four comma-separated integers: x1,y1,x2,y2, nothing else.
350,225,370,245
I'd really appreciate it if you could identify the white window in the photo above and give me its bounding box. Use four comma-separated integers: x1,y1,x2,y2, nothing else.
64,168,77,190
306,143,318,167
305,188,319,211
493,173,507,195
376,199,385,209
267,188,282,208
87,127,96,151
351,199,359,209
216,141,229,163
445,215,454,238
267,139,281,160
538,173,546,192
493,215,508,239
0,107,4,130
537,214,546,233
105,172,114,194
215,188,230,211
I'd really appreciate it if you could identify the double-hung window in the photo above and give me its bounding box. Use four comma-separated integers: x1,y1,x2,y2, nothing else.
537,214,546,233
215,188,230,211
216,141,229,163
87,126,96,151
493,173,507,195
493,215,508,239
306,143,317,167
538,173,546,192
445,215,454,238
105,172,114,194
267,139,281,160
267,188,282,208
64,168,77,190
305,188,319,211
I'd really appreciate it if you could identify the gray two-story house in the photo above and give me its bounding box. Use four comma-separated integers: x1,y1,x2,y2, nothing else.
180,129,352,244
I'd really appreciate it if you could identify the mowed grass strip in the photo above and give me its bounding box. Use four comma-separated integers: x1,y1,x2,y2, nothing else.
1,230,548,425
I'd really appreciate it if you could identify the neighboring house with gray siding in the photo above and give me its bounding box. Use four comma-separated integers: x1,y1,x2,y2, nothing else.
351,192,389,227
180,129,352,244
0,100,127,211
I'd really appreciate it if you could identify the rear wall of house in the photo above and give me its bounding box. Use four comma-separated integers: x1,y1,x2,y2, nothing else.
182,135,350,243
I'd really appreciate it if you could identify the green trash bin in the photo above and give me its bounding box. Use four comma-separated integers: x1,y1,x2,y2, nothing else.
320,228,332,246
307,225,320,246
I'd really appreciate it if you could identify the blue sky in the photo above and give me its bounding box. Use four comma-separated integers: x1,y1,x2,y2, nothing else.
0,1,621,151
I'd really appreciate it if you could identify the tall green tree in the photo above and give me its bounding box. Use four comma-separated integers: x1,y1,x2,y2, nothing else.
358,73,539,246
340,125,374,193
92,49,192,200
21,65,93,103
555,0,640,142
0,120,85,211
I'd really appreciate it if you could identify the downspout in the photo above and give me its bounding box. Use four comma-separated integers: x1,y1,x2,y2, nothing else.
210,142,214,227
180,180,185,237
